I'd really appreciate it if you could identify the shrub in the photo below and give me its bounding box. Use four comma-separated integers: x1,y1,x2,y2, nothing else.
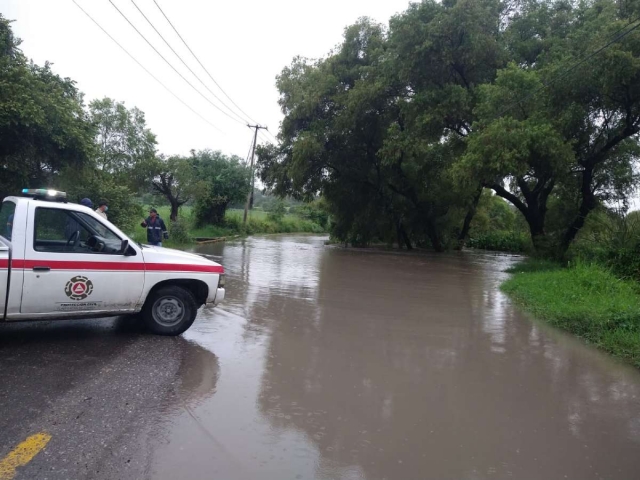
266,200,286,222
169,218,190,244
570,210,640,282
467,231,532,253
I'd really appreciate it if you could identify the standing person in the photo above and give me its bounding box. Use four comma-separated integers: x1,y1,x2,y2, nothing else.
141,208,168,246
95,200,108,220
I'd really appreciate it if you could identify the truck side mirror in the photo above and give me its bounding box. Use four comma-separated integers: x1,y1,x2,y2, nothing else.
120,239,129,255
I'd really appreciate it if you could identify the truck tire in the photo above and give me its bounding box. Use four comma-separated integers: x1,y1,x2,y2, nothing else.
142,286,198,336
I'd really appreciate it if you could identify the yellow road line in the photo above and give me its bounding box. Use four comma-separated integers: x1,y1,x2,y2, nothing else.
0,433,51,480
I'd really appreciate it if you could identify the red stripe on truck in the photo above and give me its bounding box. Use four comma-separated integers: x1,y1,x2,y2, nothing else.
5,260,223,274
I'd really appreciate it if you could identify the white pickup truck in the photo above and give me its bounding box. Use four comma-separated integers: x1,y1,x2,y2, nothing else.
0,190,225,335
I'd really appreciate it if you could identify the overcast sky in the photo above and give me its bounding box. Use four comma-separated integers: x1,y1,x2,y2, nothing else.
2,0,412,159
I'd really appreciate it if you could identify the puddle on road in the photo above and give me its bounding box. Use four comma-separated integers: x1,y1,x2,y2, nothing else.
151,235,640,480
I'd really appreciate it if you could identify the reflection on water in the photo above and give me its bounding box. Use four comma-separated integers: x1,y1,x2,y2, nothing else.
152,235,640,480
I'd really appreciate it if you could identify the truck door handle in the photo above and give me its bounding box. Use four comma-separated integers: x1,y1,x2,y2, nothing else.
32,266,50,272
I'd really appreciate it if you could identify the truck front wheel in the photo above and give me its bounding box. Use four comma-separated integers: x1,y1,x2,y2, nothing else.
143,286,198,335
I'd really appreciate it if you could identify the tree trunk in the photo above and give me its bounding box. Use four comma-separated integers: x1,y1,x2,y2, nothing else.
169,199,179,221
559,167,596,256
491,180,555,257
426,220,444,252
398,222,413,250
456,185,483,250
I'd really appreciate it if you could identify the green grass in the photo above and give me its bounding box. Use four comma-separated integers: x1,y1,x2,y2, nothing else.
504,258,562,274
502,261,640,367
127,206,325,246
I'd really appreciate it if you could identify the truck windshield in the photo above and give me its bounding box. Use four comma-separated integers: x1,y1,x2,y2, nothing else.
0,201,16,241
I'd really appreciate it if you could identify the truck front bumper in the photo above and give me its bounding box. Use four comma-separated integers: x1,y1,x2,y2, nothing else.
213,287,225,305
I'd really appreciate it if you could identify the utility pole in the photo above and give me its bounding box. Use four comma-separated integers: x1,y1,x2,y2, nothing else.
243,124,268,224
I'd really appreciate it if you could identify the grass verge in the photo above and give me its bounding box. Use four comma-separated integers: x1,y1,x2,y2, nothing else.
502,260,640,367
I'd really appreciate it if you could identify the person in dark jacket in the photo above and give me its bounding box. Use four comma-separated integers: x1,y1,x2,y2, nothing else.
141,208,168,246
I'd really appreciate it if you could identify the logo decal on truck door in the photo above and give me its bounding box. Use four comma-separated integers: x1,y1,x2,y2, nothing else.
64,276,94,300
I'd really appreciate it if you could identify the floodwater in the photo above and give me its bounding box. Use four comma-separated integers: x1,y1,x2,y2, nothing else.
153,235,640,480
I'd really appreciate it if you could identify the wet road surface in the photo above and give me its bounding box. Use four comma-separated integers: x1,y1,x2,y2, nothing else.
1,234,640,479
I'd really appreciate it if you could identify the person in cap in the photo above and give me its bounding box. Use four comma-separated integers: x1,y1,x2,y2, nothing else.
95,200,108,220
141,208,168,246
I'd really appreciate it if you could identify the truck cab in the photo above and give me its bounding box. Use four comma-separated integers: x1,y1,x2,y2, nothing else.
0,190,225,335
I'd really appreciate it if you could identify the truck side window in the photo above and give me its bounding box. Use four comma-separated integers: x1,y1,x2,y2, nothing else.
0,201,17,241
34,208,121,254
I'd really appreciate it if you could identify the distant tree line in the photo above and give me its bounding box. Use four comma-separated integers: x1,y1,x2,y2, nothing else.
257,0,640,258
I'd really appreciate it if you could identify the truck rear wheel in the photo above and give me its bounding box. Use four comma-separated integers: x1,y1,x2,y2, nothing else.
143,286,198,336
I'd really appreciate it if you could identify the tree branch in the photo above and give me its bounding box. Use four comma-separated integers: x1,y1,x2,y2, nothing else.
490,182,529,217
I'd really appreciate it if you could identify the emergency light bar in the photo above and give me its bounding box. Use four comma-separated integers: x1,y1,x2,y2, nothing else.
21,188,68,202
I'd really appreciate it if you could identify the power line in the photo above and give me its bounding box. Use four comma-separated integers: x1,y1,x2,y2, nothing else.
263,127,278,142
72,0,223,133
108,0,246,126
129,0,247,125
498,16,640,118
257,131,271,144
152,0,261,126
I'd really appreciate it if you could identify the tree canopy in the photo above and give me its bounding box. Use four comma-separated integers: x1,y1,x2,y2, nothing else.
0,14,94,200
258,0,640,256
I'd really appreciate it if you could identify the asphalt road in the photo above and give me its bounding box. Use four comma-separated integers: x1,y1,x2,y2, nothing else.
0,316,213,479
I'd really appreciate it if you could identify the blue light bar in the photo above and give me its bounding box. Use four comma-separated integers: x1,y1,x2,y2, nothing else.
21,188,67,201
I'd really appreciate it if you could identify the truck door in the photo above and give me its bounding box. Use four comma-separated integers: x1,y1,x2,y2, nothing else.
0,200,17,320
20,205,145,316
0,241,8,319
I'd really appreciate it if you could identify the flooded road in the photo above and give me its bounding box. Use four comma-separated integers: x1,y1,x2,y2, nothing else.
158,235,640,480
1,234,640,479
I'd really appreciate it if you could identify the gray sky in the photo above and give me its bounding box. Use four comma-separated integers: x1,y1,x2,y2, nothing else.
2,0,412,158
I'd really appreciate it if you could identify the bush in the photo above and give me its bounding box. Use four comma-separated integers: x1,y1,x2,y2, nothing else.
570,209,640,282
467,231,532,253
266,200,286,222
295,201,329,229
169,218,190,244
58,168,142,232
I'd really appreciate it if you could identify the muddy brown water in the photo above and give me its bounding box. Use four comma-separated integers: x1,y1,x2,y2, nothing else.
151,234,640,480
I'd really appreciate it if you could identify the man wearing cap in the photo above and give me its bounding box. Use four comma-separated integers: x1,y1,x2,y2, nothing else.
95,200,108,220
141,208,168,246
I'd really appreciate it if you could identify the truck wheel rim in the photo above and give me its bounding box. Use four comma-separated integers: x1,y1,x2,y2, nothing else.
152,297,185,327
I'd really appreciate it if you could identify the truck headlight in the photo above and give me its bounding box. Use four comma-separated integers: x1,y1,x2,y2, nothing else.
218,274,225,288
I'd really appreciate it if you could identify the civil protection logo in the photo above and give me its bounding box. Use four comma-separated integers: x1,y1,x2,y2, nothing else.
64,276,94,301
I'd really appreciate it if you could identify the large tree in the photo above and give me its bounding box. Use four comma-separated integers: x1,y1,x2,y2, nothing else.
150,155,198,221
89,97,157,191
459,0,640,256
259,2,506,250
386,0,505,245
192,150,250,226
0,15,94,199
